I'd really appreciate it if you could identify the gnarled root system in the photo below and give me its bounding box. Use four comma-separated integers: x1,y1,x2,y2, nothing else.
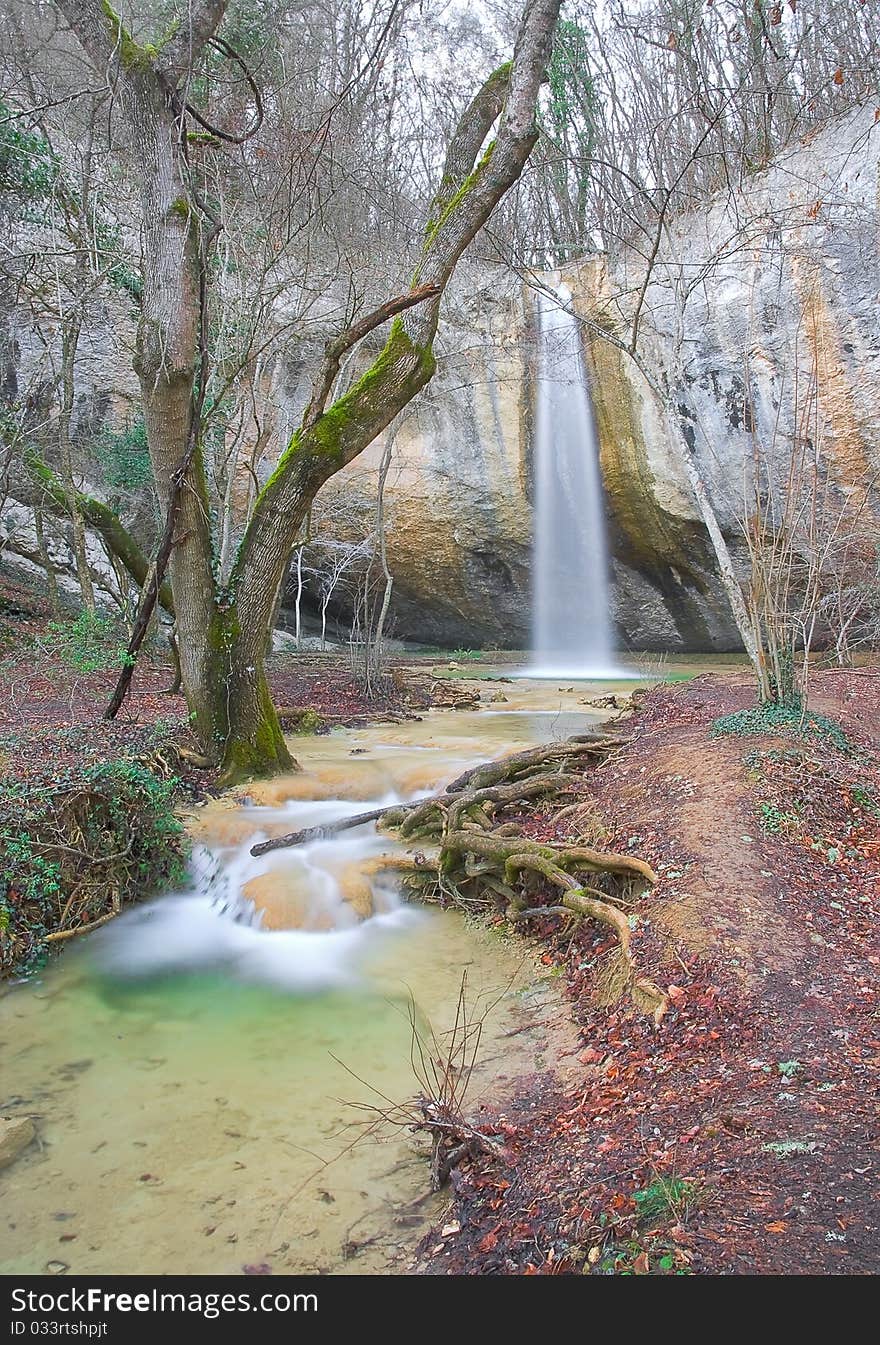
251,733,667,1020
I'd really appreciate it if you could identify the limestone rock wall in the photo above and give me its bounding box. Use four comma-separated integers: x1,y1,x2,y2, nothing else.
309,105,879,651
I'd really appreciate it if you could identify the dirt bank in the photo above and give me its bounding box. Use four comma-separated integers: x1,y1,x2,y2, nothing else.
419,670,880,1275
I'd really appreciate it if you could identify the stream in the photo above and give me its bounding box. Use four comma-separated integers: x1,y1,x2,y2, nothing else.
0,673,640,1275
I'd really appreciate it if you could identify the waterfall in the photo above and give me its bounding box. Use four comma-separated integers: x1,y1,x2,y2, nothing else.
530,281,622,678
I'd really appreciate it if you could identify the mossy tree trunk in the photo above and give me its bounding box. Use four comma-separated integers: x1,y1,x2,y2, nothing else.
55,0,561,780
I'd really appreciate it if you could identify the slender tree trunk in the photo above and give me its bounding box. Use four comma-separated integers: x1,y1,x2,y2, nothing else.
126,71,224,756
58,316,95,613
670,398,760,669
294,545,304,650
368,422,397,688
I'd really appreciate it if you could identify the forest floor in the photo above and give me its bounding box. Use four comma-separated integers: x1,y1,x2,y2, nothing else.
0,571,410,787
419,668,880,1275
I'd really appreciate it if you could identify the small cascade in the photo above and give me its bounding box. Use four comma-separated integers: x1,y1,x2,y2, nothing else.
90,796,418,992
530,280,624,677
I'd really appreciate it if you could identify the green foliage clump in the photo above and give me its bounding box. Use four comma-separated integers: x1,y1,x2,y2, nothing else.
43,610,134,674
758,801,800,834
95,415,152,491
0,756,187,978
291,709,322,735
547,18,597,141
543,19,597,261
632,1178,696,1221
710,700,854,755
0,103,140,296
850,784,880,817
0,101,60,202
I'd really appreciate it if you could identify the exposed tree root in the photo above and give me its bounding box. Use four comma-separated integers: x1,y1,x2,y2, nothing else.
443,733,628,794
44,902,120,943
419,1100,507,1190
177,746,215,770
439,831,656,885
248,732,665,1019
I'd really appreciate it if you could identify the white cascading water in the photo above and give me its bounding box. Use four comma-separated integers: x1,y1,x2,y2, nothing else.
531,281,623,678
90,795,421,991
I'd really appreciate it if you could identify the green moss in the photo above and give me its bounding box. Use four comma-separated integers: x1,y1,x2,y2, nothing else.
252,317,435,512
291,709,322,735
218,677,293,784
424,140,496,251
169,196,191,219
100,0,156,69
208,605,241,654
155,16,181,50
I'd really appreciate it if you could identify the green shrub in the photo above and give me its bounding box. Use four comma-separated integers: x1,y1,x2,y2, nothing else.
43,610,134,674
632,1178,696,1222
0,100,59,200
758,802,800,834
95,415,152,490
0,758,187,978
710,700,854,755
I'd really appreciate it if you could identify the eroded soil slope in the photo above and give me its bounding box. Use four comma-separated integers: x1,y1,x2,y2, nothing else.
423,671,879,1275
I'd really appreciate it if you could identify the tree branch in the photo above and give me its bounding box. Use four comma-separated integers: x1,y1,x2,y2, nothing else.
233,0,561,632
158,1,231,87
17,451,174,615
302,282,442,430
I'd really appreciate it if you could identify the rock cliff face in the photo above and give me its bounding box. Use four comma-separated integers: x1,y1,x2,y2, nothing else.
5,109,877,653
306,106,880,651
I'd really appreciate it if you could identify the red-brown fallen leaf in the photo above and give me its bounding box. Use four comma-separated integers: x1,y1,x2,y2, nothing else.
579,1047,602,1064
477,1226,500,1253
765,1221,788,1234
667,984,687,1004
633,1252,650,1274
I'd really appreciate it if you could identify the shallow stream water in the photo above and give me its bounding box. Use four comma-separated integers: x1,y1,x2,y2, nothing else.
0,672,656,1275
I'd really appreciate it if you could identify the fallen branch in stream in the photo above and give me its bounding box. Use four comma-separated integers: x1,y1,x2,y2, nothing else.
250,806,393,855
250,733,625,857
249,733,666,1020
